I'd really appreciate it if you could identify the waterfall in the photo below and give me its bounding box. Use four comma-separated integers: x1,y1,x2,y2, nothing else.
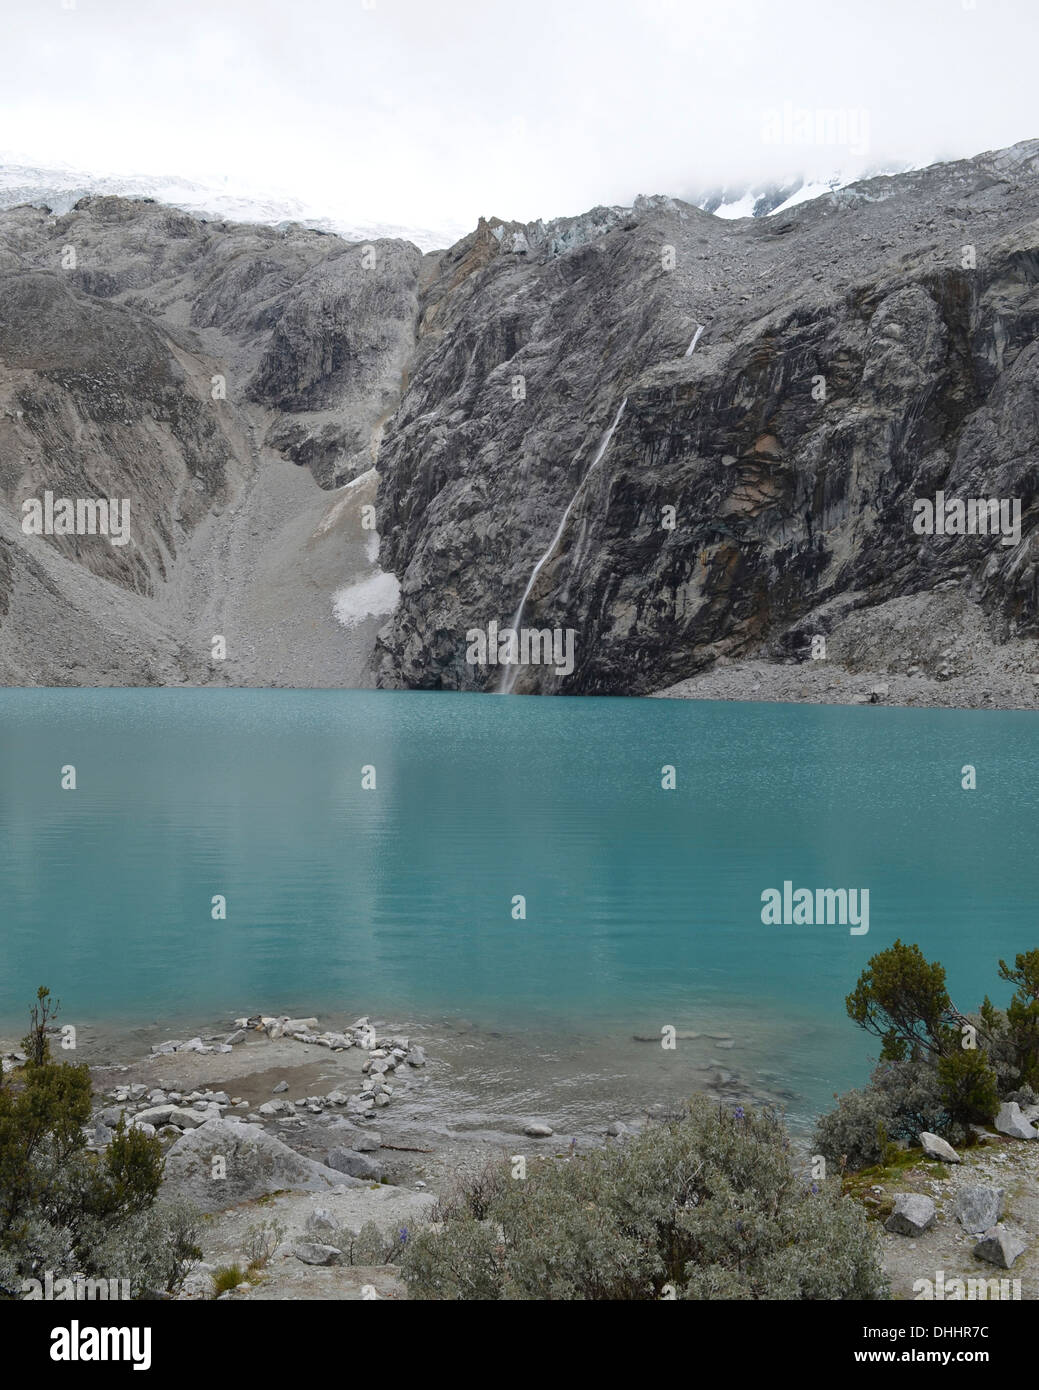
685,322,705,357
497,397,628,694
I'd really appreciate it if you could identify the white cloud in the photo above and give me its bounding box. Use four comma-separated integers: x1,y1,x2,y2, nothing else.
1,0,1036,233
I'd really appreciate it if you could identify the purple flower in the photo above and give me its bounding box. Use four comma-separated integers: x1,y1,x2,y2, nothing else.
734,1106,745,1120
398,1226,409,1243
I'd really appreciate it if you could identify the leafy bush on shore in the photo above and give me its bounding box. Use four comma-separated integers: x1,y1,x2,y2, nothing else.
401,1097,887,1301
0,988,202,1299
815,944,1025,1172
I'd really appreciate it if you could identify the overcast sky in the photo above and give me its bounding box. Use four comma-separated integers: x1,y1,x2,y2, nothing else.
2,0,1037,234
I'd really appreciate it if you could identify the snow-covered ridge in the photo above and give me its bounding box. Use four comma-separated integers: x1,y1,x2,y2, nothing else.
692,166,917,220
0,158,465,253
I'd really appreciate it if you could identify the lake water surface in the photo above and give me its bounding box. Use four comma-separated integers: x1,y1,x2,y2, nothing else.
1,688,1036,1128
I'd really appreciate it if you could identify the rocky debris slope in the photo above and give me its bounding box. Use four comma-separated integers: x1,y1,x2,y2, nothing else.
372,141,1039,695
0,196,421,682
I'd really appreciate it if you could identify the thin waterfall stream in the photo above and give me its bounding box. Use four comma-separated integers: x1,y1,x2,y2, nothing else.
497,397,628,693
497,319,706,694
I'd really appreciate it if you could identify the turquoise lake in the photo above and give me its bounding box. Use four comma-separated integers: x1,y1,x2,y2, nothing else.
1,688,1037,1127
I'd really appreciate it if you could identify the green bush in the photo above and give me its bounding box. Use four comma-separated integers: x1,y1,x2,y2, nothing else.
814,1059,956,1171
212,1263,246,1296
243,1218,286,1270
0,988,202,1299
820,944,1037,1171
998,952,1039,1090
937,1049,1000,1127
401,1097,887,1301
845,940,954,1061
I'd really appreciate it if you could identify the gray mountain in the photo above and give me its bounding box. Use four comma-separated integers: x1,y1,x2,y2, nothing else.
373,141,1039,695
0,142,1036,696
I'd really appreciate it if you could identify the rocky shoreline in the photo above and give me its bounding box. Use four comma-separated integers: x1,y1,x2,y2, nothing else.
653,590,1039,711
7,1008,1039,1298
60,1010,671,1300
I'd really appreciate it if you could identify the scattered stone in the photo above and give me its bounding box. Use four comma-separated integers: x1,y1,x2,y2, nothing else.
884,1193,936,1237
327,1147,383,1180
995,1102,1038,1140
954,1185,1005,1234
134,1104,207,1129
524,1123,553,1138
293,1242,341,1266
919,1131,961,1163
973,1225,1027,1269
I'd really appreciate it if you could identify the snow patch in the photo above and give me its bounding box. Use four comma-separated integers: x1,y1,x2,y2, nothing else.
712,191,759,220
332,571,400,628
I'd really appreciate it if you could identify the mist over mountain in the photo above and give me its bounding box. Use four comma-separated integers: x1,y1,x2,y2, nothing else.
0,157,466,253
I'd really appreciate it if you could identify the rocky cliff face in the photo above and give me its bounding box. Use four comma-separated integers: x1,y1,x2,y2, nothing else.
0,143,1036,694
372,142,1039,694
0,196,421,683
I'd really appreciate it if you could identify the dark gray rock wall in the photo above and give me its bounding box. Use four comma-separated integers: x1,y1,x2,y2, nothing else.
372,144,1039,693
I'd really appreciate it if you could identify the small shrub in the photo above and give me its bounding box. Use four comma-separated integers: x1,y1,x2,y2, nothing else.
402,1098,887,1301
433,1153,510,1222
813,1083,893,1172
334,1219,409,1266
212,1263,246,1296
814,1060,951,1171
243,1218,285,1269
